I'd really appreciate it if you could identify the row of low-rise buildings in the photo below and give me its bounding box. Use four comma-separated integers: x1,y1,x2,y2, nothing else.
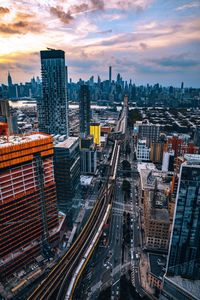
134,121,199,170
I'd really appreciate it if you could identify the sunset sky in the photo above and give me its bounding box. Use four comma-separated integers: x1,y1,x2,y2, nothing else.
0,0,200,87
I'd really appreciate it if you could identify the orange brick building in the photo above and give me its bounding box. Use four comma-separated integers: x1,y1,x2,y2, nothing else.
0,133,60,280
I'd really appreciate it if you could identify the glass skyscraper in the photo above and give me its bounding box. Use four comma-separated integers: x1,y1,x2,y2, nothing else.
167,154,200,280
38,49,68,136
160,154,200,300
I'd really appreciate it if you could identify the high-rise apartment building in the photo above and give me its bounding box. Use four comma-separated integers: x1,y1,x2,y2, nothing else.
80,136,97,174
167,154,200,279
0,133,60,280
38,49,68,136
79,84,90,137
109,66,112,83
160,154,200,300
135,122,160,147
54,137,80,220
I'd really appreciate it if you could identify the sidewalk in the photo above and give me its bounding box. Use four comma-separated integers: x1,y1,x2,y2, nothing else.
139,251,155,295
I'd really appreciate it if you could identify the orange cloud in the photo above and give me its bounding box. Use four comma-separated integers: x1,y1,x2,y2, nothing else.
50,6,74,24
0,6,9,15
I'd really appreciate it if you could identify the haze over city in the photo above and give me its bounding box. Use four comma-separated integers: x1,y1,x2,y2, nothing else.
0,0,200,86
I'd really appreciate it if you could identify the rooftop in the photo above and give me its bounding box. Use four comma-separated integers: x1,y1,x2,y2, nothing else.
55,136,79,149
151,207,169,222
149,253,166,280
0,133,50,149
184,154,200,164
165,275,200,300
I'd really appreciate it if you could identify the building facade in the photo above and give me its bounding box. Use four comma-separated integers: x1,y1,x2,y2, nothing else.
80,149,97,174
0,99,18,134
140,169,170,250
79,84,90,137
80,136,97,174
90,122,101,145
136,122,160,146
167,154,200,279
54,137,80,219
0,133,60,280
38,49,68,136
137,139,151,161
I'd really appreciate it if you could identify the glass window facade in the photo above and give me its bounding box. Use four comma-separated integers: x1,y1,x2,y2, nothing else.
167,159,200,279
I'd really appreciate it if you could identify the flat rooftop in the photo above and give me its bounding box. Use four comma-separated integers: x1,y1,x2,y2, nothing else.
149,253,166,280
55,136,79,149
151,208,169,222
165,275,200,300
0,133,50,148
184,154,200,165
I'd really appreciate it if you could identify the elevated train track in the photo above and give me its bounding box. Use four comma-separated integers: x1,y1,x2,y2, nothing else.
28,102,127,300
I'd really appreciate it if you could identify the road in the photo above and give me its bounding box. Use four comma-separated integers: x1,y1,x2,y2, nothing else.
110,177,124,300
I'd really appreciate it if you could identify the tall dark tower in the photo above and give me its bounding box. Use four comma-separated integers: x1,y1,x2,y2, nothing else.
8,72,13,98
38,49,68,136
79,84,90,137
109,66,112,83
7,72,12,87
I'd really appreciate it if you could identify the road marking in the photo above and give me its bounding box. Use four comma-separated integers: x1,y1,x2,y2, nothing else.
112,279,120,286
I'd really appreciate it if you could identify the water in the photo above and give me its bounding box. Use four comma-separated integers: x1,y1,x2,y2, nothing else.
9,100,120,110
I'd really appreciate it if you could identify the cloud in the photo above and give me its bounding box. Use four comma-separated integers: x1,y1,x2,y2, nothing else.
0,9,43,35
105,0,154,11
150,54,200,68
0,21,43,35
90,0,105,10
50,6,74,24
71,3,89,14
97,29,112,34
0,6,9,14
176,1,200,11
140,42,148,50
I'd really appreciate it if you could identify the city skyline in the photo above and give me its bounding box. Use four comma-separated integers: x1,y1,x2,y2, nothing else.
0,0,200,87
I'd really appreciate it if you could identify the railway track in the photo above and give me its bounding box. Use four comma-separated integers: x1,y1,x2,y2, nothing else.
28,117,123,300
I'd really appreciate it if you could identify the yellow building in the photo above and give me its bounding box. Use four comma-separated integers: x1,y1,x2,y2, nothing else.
90,123,100,145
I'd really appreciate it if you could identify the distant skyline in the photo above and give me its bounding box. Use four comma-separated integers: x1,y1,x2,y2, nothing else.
0,0,200,87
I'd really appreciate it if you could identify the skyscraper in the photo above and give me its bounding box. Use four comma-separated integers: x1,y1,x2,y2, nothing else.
54,137,80,224
7,72,15,98
160,154,200,300
38,49,68,136
109,66,112,83
79,84,90,137
7,72,12,87
167,154,200,279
